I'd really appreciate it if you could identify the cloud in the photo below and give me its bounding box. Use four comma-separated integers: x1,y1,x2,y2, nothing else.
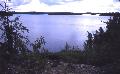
0,0,31,6
40,0,82,5
40,0,63,5
45,0,120,12
13,0,49,12
4,0,120,12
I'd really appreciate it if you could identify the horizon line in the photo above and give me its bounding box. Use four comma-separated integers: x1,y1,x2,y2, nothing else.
0,11,120,16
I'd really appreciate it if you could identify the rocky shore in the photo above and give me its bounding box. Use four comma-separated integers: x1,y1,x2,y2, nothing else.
42,60,102,74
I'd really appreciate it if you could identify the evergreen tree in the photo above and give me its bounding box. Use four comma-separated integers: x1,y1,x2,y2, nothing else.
84,15,120,66
65,42,70,51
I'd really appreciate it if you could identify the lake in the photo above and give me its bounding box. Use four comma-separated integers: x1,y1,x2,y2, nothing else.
14,14,110,51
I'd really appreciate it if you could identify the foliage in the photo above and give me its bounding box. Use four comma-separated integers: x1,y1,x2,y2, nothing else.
0,2,31,73
31,36,46,54
84,15,120,66
57,43,86,64
0,2,47,73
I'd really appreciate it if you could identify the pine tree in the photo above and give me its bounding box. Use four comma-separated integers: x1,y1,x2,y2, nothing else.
84,15,120,66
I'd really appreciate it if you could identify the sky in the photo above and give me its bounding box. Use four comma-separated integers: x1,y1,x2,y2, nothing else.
0,0,120,12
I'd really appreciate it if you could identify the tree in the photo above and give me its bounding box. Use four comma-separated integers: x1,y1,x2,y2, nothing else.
84,15,120,66
0,2,48,73
83,31,97,64
84,31,93,50
0,2,30,73
104,16,120,61
65,42,70,51
31,36,46,54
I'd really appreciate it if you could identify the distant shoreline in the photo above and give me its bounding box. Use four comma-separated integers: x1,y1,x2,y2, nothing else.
0,11,120,16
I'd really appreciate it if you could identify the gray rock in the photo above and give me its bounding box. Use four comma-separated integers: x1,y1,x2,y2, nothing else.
42,60,102,74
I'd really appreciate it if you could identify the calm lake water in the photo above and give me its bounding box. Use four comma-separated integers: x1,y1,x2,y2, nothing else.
14,14,110,51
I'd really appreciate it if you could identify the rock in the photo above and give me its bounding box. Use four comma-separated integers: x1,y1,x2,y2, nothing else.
42,60,102,74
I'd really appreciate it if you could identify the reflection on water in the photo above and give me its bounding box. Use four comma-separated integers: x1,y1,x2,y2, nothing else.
16,14,109,51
